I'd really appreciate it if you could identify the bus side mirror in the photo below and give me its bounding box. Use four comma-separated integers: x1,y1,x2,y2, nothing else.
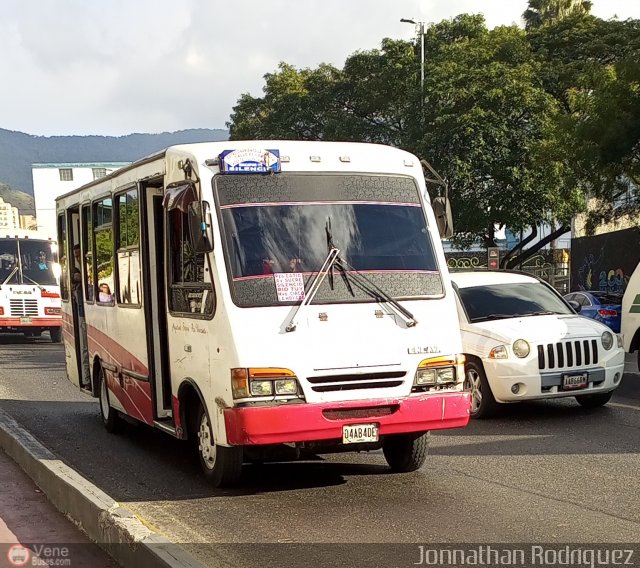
432,196,453,239
188,202,214,253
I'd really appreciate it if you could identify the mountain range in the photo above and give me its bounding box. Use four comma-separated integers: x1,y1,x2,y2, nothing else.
0,127,229,215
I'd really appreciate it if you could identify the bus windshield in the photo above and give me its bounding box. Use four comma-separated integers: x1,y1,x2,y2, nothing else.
215,173,444,307
0,238,58,286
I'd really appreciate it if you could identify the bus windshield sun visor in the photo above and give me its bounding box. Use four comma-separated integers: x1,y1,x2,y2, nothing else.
162,181,198,213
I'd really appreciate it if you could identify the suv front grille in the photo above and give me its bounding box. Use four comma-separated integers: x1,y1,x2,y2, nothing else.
537,339,598,370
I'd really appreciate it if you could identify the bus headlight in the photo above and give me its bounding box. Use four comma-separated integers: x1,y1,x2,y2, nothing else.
231,368,300,399
274,378,298,395
415,368,437,385
601,331,614,351
413,355,464,390
250,380,274,396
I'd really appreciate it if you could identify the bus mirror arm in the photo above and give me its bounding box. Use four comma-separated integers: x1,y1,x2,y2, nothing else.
420,159,454,239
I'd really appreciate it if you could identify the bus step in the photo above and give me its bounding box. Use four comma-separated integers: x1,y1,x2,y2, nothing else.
153,419,178,437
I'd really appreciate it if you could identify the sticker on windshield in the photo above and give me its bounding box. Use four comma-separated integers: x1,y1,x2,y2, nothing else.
274,272,305,302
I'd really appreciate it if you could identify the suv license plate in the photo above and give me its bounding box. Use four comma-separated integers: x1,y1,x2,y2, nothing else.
562,373,588,391
342,423,379,444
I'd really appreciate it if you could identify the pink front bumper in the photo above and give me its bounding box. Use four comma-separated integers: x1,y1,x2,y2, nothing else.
224,392,471,446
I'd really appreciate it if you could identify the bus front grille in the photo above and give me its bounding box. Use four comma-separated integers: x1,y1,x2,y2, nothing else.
10,299,39,317
307,371,407,393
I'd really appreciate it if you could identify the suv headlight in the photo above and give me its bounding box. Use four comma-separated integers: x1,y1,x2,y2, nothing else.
512,339,530,358
601,331,614,351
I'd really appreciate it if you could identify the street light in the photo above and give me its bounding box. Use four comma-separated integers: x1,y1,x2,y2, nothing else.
400,18,425,107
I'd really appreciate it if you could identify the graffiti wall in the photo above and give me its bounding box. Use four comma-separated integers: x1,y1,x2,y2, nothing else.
570,227,640,293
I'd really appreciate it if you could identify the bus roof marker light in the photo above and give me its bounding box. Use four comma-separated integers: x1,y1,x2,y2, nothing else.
404,160,414,167
280,155,290,163
339,156,351,163
310,156,321,163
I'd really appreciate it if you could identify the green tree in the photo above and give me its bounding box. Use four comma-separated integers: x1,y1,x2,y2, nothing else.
523,0,592,30
528,16,640,235
227,13,631,264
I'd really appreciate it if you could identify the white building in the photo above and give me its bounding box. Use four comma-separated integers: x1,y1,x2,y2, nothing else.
32,162,129,236
0,197,20,229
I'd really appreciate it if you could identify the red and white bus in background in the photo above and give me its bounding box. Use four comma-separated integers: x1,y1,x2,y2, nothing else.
0,229,62,342
56,141,471,487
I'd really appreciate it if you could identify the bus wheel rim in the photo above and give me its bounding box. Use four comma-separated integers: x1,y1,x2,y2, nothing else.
199,413,216,469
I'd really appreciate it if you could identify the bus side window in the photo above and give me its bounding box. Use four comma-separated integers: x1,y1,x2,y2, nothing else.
81,205,95,303
167,207,215,317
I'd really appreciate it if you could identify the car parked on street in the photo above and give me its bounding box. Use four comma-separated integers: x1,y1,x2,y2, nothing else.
563,291,623,333
451,271,625,418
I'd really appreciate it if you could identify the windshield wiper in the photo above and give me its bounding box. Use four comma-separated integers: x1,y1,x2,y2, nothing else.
284,246,341,332
284,218,418,331
471,313,515,322
2,266,19,286
333,255,417,327
326,217,417,327
21,273,46,291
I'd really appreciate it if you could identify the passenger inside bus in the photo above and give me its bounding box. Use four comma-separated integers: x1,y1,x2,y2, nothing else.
98,283,113,303
37,251,50,270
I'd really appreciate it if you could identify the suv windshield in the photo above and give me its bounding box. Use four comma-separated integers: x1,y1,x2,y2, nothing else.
216,173,444,307
458,281,573,323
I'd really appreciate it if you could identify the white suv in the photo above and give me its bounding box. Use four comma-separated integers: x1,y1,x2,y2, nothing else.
451,271,625,418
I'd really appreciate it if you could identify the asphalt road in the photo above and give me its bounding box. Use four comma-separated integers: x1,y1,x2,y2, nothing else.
0,334,639,568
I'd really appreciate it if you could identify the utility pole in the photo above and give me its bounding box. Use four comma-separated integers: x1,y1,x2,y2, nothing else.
400,18,425,108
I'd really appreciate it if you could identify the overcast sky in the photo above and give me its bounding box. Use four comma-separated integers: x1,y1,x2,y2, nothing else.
1,0,639,137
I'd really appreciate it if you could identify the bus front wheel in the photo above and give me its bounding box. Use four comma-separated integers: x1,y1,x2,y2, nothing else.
382,432,429,473
196,404,243,488
99,367,121,433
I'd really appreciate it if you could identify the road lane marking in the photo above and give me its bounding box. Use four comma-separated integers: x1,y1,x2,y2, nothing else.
609,402,640,412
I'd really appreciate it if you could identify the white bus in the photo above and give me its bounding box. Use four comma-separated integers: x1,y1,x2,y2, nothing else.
56,141,470,486
0,229,62,342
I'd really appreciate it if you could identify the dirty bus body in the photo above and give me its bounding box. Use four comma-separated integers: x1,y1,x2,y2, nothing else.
0,229,62,342
56,141,470,487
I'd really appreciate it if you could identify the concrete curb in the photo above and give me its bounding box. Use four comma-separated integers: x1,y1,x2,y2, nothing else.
0,407,206,568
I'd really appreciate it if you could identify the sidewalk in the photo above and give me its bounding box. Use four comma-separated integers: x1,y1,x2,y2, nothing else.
0,407,205,568
0,448,118,567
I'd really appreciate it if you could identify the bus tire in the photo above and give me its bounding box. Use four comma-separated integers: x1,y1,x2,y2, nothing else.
575,391,613,408
196,403,243,487
98,366,121,433
382,432,429,473
50,328,62,343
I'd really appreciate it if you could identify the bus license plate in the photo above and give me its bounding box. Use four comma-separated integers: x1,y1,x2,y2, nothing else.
20,317,32,324
342,423,379,444
562,373,588,391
